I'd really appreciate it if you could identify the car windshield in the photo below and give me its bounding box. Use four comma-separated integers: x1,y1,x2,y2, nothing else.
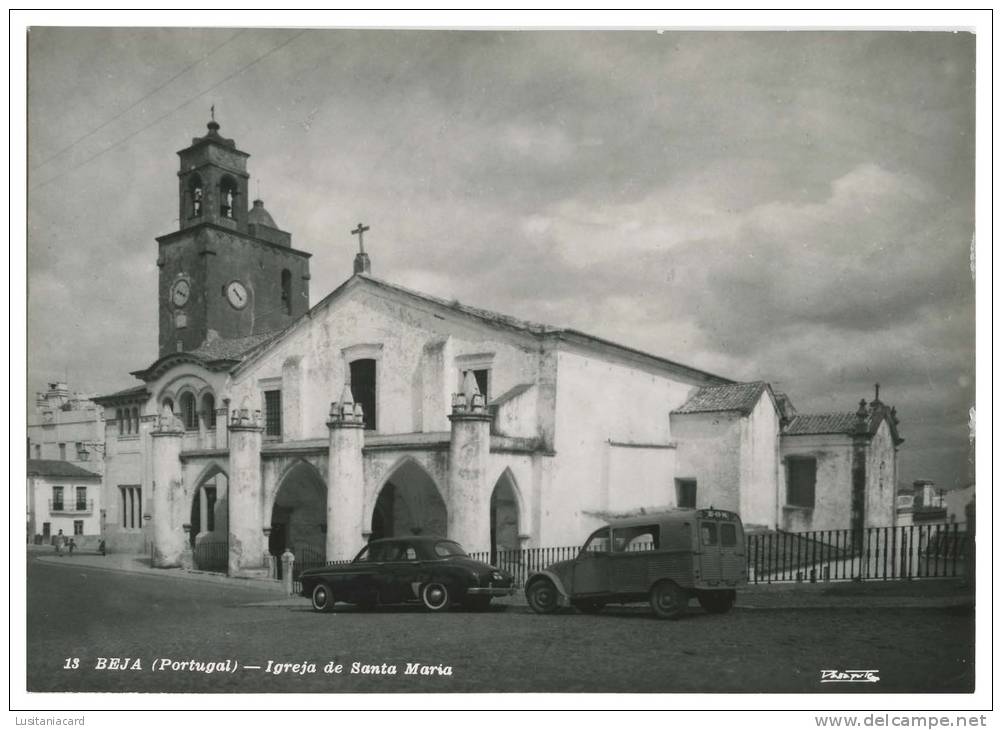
433,541,467,557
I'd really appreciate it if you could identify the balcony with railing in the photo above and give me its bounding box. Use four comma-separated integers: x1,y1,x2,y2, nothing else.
49,499,94,515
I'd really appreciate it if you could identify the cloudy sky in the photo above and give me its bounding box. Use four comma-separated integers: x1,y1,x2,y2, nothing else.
26,27,976,489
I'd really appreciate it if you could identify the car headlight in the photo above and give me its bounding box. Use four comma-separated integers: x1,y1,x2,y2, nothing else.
491,571,505,582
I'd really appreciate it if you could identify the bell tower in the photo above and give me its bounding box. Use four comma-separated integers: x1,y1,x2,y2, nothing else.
156,116,311,357
177,115,250,232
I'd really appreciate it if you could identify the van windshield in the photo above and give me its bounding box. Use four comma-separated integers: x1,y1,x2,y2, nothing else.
582,528,611,553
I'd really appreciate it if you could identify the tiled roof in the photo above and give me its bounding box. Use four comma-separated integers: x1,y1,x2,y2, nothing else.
93,384,148,403
672,382,768,415
783,413,859,436
27,459,101,479
188,331,281,362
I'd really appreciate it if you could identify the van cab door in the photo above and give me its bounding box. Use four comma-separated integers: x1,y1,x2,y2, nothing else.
698,520,723,585
572,527,611,596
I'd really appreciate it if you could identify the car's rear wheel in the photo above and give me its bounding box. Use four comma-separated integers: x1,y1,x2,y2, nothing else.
649,580,689,620
526,578,559,615
697,589,736,614
572,599,605,614
421,582,451,612
311,582,336,613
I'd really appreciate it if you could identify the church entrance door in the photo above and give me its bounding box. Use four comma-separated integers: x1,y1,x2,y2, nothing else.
270,461,326,568
490,471,520,565
371,460,446,542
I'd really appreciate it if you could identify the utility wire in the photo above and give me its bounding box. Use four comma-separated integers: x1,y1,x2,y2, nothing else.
30,28,247,173
29,29,309,192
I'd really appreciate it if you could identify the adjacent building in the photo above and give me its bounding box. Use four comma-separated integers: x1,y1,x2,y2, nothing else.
27,459,103,546
95,118,905,574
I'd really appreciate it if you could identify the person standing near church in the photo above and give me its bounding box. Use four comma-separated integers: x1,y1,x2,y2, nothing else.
54,529,65,557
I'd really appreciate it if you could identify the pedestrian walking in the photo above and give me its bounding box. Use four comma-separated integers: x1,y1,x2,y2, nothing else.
68,539,76,556
54,530,65,557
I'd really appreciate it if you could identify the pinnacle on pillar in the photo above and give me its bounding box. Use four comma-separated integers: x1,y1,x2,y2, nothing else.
450,370,489,418
328,383,364,428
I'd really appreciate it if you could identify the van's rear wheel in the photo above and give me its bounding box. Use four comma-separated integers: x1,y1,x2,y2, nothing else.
697,589,736,614
650,580,689,620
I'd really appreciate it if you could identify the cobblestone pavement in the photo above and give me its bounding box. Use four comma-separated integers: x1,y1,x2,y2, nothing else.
25,554,974,694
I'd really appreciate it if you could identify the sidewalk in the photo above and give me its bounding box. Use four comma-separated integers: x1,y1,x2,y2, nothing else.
28,545,974,610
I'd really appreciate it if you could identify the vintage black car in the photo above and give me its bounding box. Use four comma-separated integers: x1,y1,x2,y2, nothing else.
300,536,515,612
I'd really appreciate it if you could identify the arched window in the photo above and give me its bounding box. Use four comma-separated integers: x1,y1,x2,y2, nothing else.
219,176,237,219
202,393,216,430
281,269,292,315
179,392,198,431
189,174,203,217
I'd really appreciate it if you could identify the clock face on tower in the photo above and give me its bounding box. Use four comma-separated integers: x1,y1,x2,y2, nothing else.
225,280,249,310
170,278,190,308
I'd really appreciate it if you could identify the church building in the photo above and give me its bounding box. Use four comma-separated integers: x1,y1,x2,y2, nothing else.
94,119,903,575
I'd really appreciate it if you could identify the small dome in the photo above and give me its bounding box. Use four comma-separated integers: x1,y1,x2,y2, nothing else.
248,199,278,229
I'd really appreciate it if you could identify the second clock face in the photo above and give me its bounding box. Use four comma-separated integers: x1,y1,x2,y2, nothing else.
226,280,249,310
170,279,190,308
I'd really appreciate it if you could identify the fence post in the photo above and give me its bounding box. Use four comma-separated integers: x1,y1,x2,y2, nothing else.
282,548,295,596
900,531,909,580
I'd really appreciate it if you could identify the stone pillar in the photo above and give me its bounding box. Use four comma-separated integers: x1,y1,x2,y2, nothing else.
215,407,229,449
228,408,265,576
150,410,185,568
326,385,366,561
447,371,493,553
199,486,208,536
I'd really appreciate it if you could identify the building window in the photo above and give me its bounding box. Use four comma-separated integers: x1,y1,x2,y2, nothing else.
132,407,140,434
264,390,282,437
786,457,817,509
349,359,377,430
120,486,142,529
58,443,66,460
179,392,198,431
676,479,697,509
76,487,87,511
34,444,41,459
281,269,292,315
202,393,216,430
52,486,64,512
42,523,50,539
460,368,490,401
73,520,84,536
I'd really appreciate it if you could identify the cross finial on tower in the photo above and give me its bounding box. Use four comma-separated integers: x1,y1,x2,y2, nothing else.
874,383,881,402
210,104,215,122
351,222,370,254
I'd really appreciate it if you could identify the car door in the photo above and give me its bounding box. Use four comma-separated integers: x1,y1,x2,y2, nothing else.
572,528,611,596
343,544,382,604
377,542,417,604
610,525,659,596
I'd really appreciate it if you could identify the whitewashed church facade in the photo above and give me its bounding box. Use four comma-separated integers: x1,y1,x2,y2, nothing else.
95,120,902,575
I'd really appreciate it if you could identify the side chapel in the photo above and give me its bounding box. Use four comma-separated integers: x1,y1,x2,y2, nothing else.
95,120,903,575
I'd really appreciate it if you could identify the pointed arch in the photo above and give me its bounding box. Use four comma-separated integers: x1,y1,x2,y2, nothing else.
371,455,447,541
490,466,524,560
269,458,327,559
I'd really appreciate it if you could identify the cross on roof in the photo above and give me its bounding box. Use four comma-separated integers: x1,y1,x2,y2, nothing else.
351,222,370,254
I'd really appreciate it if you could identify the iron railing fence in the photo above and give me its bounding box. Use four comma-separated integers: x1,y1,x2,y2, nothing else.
281,523,968,596
192,539,228,573
746,523,969,584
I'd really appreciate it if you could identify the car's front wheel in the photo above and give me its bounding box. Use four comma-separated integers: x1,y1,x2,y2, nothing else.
526,578,559,614
421,582,452,612
649,580,689,620
311,582,337,613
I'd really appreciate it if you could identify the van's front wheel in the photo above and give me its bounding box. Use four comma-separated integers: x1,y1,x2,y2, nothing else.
697,589,736,614
650,580,689,620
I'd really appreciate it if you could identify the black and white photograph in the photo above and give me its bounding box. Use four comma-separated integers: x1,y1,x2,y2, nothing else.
12,10,990,722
